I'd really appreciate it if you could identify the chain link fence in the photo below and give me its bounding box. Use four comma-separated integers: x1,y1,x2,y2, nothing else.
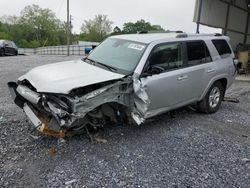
18,44,99,56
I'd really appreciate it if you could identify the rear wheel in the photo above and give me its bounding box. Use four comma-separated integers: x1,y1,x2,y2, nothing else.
197,81,225,114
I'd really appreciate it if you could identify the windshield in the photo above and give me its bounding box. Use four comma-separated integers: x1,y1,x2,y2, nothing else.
87,38,147,74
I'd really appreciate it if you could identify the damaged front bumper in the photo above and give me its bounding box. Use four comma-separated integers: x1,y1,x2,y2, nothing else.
8,76,145,139
8,82,66,138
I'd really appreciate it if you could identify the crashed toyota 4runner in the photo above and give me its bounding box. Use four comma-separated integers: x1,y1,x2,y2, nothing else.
8,32,237,138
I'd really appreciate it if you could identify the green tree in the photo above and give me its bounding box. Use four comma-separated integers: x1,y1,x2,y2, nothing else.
80,15,113,42
0,31,12,40
0,5,69,47
123,19,165,34
18,4,67,46
110,26,123,36
17,39,30,48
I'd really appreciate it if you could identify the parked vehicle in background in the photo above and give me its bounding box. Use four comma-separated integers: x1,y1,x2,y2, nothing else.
0,40,18,56
8,32,237,138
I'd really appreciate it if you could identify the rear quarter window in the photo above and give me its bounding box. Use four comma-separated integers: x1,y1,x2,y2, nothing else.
186,41,212,66
212,39,232,57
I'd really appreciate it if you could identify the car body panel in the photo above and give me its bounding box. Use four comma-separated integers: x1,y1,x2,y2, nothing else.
18,59,125,94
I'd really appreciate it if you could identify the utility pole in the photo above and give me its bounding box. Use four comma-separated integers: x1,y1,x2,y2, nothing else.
70,15,72,45
67,0,70,56
196,0,203,34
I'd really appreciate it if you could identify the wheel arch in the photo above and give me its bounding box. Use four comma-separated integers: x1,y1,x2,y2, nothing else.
199,76,228,101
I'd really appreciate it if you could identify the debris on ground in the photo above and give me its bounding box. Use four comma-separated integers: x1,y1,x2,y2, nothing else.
223,97,240,103
241,158,250,162
57,138,66,145
227,120,233,123
65,179,77,185
48,147,57,157
29,134,39,140
94,137,108,144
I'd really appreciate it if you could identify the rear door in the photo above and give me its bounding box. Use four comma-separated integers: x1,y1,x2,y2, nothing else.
184,40,215,98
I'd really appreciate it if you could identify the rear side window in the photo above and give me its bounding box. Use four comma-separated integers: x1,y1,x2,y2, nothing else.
186,41,212,66
212,39,232,56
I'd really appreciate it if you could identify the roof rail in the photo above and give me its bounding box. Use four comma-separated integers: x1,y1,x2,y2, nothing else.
138,30,184,34
175,33,223,38
176,33,188,38
187,33,223,37
214,33,222,36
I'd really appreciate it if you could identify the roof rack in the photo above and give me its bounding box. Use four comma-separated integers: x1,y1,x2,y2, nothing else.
138,30,184,34
176,33,188,38
214,33,222,36
137,31,223,39
175,33,223,39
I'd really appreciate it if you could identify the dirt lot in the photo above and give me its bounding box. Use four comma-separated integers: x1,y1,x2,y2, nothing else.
0,55,250,187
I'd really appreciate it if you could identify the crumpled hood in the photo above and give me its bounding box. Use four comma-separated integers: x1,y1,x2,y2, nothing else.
18,59,125,94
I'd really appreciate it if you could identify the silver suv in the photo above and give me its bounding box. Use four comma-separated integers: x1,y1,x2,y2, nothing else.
8,32,236,138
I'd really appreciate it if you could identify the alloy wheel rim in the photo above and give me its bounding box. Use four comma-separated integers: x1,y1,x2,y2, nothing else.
209,87,220,108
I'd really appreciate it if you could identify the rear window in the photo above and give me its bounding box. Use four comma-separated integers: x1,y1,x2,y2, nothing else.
212,39,232,56
186,41,212,66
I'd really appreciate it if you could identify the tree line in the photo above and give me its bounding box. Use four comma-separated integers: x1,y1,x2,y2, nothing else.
0,4,166,48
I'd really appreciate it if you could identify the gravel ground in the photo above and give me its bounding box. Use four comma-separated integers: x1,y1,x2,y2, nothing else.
0,55,249,188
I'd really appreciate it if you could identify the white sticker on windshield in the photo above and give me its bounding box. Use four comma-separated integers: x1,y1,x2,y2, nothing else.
128,43,145,51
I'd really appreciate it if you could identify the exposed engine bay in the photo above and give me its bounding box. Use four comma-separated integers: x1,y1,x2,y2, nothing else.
8,77,141,138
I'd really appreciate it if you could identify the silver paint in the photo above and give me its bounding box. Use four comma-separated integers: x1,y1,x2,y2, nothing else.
18,59,125,94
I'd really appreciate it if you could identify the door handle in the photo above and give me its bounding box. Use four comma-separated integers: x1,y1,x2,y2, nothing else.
177,75,188,81
207,69,216,73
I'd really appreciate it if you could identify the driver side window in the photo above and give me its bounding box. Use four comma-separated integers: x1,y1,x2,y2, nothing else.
148,43,183,72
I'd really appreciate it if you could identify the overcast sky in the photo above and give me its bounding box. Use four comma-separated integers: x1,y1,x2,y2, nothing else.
0,0,220,34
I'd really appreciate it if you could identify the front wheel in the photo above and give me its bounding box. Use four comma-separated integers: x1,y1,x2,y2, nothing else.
197,82,225,114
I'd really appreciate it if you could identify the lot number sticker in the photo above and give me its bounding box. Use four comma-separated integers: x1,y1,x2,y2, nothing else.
128,43,145,51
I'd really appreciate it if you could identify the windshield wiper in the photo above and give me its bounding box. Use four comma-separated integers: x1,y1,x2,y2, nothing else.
83,57,117,72
82,57,95,64
95,61,117,72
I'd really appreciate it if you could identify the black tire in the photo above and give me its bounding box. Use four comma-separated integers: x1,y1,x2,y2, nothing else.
15,50,18,56
197,81,225,114
0,49,4,56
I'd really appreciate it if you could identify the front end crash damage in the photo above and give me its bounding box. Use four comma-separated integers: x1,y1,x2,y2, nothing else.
8,78,139,138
